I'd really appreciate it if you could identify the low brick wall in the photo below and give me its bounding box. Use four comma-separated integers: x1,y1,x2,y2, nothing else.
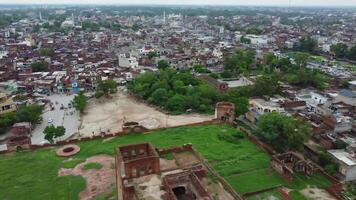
0,119,221,155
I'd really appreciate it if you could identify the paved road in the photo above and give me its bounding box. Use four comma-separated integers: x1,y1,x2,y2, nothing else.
31,94,81,145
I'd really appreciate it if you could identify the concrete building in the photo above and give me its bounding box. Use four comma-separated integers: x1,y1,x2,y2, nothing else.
0,93,16,115
328,148,356,182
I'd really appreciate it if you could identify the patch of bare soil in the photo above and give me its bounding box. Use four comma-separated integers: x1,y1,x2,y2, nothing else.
174,151,200,168
79,90,213,137
134,174,165,200
201,177,235,200
160,158,178,171
58,155,116,200
300,187,337,200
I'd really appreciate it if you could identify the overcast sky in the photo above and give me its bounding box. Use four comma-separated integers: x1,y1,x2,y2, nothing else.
0,0,355,6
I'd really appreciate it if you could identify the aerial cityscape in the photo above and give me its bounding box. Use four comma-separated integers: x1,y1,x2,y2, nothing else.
0,2,355,200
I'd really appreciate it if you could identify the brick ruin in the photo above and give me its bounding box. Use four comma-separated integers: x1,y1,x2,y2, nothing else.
271,152,317,182
115,142,212,200
163,169,211,200
6,122,32,151
215,102,235,123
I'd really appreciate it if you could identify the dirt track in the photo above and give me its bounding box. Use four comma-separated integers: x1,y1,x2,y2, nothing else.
79,90,213,137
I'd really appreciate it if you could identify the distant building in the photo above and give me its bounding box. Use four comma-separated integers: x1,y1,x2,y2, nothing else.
328,147,356,182
0,93,16,115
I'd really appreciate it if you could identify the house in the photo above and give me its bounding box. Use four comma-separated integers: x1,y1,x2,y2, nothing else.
328,146,356,181
0,93,16,115
245,98,285,124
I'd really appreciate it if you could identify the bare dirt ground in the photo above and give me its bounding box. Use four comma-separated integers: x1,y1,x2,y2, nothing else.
202,177,235,200
174,151,201,168
78,90,213,137
58,155,116,200
300,187,337,200
160,158,178,171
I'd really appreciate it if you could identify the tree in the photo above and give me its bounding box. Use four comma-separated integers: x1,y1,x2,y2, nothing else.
331,43,348,58
0,112,19,134
150,88,169,106
193,64,210,73
263,53,278,72
39,48,54,57
147,51,158,59
293,52,310,68
43,125,65,144
347,45,356,61
17,105,44,124
224,49,255,74
31,61,47,72
157,60,170,70
73,92,87,113
96,79,117,97
297,36,318,53
240,36,251,44
255,112,311,152
166,94,186,113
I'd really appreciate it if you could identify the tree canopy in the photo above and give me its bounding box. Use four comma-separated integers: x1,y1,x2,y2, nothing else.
39,48,54,57
224,49,255,74
0,105,44,134
31,61,47,72
95,79,117,98
295,36,318,53
255,112,311,152
73,92,87,113
157,60,170,70
43,125,65,144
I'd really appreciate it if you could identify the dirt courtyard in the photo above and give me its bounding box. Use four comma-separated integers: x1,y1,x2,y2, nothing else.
58,155,116,200
79,90,214,137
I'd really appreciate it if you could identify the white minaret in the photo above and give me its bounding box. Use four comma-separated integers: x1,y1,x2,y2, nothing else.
163,11,166,24
39,11,42,21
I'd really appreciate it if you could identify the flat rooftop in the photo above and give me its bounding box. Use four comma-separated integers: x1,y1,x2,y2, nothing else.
328,149,356,166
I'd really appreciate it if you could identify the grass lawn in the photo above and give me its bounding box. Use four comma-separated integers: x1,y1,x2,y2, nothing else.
0,124,332,200
83,162,102,171
226,168,284,194
246,189,282,200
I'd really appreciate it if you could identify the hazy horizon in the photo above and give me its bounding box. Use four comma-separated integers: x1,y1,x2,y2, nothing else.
0,0,356,7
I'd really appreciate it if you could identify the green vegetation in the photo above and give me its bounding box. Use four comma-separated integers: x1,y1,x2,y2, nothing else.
39,48,54,57
0,105,44,134
83,163,103,170
318,152,339,175
160,153,175,160
43,125,66,144
295,36,318,53
147,51,158,59
31,61,47,72
330,43,356,61
193,64,210,73
344,183,356,199
0,124,332,199
246,27,263,35
128,68,221,114
73,92,87,113
157,60,170,70
246,189,282,200
95,79,117,98
289,190,309,200
224,49,255,75
255,112,311,152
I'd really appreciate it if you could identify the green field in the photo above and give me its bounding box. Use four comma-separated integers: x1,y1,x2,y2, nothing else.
0,124,331,200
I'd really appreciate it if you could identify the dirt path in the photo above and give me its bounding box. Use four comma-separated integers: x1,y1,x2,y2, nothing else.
300,187,337,200
58,155,116,200
79,90,213,137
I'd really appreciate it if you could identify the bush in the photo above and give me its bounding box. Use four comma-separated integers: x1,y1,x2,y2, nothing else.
217,131,244,143
95,90,105,98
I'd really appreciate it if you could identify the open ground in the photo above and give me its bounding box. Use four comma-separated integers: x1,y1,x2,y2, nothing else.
78,89,213,137
0,124,333,200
